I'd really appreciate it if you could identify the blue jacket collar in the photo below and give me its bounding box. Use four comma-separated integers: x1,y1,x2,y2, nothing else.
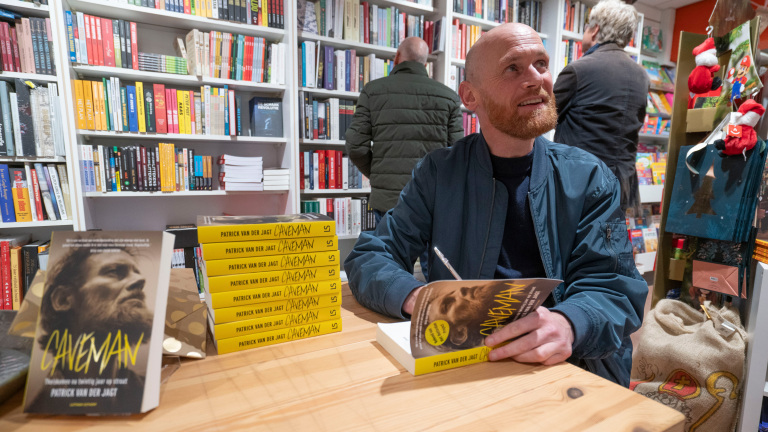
474,132,550,190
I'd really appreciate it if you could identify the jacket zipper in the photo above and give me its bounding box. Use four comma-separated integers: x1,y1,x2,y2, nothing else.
528,191,553,281
605,225,619,274
478,181,495,279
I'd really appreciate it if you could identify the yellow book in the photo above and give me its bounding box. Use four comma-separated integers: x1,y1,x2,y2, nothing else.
209,278,341,309
202,236,339,260
376,322,491,375
261,0,268,31
212,317,342,354
92,147,101,192
82,80,95,130
207,293,341,324
136,81,146,132
10,246,22,310
214,31,222,78
98,81,108,131
73,80,87,130
211,305,340,339
176,89,186,134
204,250,340,277
91,81,102,131
203,265,340,294
197,214,336,243
184,91,192,134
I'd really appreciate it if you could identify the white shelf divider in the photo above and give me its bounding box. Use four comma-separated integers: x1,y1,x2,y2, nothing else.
738,262,768,431
78,130,287,144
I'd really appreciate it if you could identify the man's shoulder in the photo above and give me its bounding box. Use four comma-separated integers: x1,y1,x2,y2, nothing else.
543,138,611,172
364,73,460,101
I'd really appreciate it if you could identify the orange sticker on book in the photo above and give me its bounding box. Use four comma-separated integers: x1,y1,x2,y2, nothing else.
727,124,742,137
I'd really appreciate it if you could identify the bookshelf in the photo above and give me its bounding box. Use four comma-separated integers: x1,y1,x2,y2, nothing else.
50,0,297,231
0,0,79,234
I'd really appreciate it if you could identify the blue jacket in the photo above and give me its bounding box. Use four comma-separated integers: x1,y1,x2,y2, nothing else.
344,133,648,386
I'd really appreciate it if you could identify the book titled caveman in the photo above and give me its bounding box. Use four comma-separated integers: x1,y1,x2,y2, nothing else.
23,230,174,415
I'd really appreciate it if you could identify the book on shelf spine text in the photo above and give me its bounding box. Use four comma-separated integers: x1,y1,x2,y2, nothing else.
26,164,42,220
207,292,341,325
0,164,14,222
212,317,341,354
8,166,32,222
212,305,340,340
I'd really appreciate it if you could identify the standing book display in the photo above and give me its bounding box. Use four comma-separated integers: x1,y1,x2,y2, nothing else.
23,231,174,415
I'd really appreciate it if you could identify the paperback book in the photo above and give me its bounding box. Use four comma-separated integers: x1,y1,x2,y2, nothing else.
377,278,560,375
23,231,174,415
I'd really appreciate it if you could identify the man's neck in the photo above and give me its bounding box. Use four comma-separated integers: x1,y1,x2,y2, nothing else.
483,128,535,158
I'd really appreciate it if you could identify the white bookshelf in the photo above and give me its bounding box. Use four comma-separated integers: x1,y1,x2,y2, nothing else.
300,87,360,99
52,0,297,230
0,0,81,233
302,188,372,195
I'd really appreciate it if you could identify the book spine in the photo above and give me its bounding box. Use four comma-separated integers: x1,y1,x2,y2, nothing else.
209,278,341,309
10,246,21,310
0,240,10,309
204,263,339,294
209,291,341,325
201,235,339,260
21,244,38,296
34,162,57,220
9,167,32,221
198,219,336,243
213,305,340,339
26,164,43,220
0,164,14,222
213,317,341,354
47,164,68,219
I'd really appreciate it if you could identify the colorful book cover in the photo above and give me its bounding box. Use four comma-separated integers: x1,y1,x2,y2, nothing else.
378,278,560,375
23,231,174,415
0,163,15,222
127,85,139,132
8,166,32,221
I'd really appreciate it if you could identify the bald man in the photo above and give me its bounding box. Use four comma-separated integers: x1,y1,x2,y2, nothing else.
346,37,463,279
345,24,647,386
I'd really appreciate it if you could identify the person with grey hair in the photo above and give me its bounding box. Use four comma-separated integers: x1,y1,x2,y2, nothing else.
346,36,463,280
554,0,649,216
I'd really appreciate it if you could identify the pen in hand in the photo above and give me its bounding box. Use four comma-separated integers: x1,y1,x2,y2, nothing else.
433,247,462,280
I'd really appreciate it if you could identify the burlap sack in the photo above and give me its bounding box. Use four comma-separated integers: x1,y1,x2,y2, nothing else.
630,299,746,432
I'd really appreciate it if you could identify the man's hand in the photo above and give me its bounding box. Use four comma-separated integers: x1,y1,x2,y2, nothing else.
484,307,574,366
402,287,424,316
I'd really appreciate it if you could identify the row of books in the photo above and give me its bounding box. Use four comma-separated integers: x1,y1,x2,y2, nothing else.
183,28,287,82
299,0,434,49
298,43,394,92
301,196,372,235
630,226,659,255
463,112,479,136
0,234,48,311
197,214,342,354
642,60,675,91
647,90,674,115
63,12,140,71
0,11,55,75
448,64,464,93
636,151,667,186
561,39,583,67
300,149,369,191
451,20,484,60
111,0,285,28
297,94,355,141
0,80,65,157
0,163,70,223
453,0,512,24
517,1,543,33
640,114,670,137
138,52,188,75
73,78,284,137
626,202,661,231
562,0,592,34
78,143,214,193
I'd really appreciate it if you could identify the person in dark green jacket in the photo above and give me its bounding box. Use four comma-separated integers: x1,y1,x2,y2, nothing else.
345,37,464,279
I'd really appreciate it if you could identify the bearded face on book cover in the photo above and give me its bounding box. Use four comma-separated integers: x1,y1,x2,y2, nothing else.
24,232,165,415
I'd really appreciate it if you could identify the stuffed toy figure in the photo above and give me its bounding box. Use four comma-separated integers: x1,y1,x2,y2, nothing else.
714,99,766,156
688,38,722,95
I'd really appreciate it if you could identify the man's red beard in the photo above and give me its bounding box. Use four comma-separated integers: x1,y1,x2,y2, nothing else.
481,90,558,140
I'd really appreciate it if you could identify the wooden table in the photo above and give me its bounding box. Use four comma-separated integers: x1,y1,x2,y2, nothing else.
0,285,684,431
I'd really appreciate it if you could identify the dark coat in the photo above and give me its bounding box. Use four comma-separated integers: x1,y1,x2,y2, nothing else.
553,43,649,212
345,133,647,386
345,61,464,212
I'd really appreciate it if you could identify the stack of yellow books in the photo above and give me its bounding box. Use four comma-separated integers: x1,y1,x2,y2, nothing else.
754,239,768,264
197,214,342,354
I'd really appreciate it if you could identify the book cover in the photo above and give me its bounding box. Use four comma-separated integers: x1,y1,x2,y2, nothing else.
10,246,22,309
0,233,30,310
8,166,32,222
153,84,167,134
377,278,560,375
127,85,138,132
0,81,14,155
56,164,72,219
23,230,174,415
33,163,57,220
47,164,68,220
27,163,43,220
197,213,335,243
248,96,283,137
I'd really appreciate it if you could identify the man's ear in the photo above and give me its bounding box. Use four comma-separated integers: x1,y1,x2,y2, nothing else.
50,285,75,312
459,81,478,111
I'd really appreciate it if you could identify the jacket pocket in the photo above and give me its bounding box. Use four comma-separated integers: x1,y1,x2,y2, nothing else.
604,221,634,276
